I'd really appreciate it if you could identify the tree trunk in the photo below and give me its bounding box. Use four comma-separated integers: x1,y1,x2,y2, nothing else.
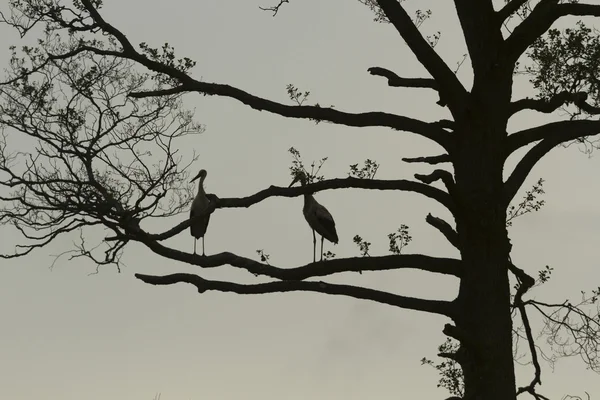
451,80,516,400
454,218,516,400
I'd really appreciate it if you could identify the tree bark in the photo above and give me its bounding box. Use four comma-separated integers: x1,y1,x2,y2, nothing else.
450,67,517,400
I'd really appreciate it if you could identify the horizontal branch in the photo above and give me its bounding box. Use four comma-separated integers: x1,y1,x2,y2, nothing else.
402,154,451,165
367,67,438,90
506,119,600,155
510,92,600,116
129,230,462,279
135,272,456,317
179,80,451,148
150,177,454,241
556,3,600,18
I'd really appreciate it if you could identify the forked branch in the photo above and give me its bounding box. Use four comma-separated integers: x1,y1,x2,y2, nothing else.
505,2,600,62
135,272,457,317
373,0,467,112
504,120,600,203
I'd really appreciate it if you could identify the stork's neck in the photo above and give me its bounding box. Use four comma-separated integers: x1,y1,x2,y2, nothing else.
299,179,312,207
302,193,314,211
197,178,206,196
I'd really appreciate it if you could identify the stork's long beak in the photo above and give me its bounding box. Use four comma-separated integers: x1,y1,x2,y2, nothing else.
190,175,199,183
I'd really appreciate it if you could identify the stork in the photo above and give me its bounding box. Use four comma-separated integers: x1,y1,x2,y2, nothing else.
289,172,339,262
190,169,211,256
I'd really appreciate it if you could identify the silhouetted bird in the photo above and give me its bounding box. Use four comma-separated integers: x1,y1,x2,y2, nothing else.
190,169,211,256
289,172,338,262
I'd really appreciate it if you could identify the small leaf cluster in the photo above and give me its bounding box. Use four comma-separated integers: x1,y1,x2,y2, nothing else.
286,84,310,105
421,338,464,397
256,249,271,265
388,224,412,255
348,159,379,179
288,147,327,184
353,235,371,257
139,42,196,84
537,265,553,285
506,178,545,227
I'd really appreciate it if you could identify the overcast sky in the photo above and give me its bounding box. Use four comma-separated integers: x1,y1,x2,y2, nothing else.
1,1,600,399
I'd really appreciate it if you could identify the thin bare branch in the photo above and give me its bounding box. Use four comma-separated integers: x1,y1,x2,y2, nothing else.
259,0,289,16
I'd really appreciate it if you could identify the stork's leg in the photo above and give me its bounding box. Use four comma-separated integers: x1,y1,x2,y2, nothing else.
312,229,316,263
202,237,206,257
193,238,197,255
320,235,325,261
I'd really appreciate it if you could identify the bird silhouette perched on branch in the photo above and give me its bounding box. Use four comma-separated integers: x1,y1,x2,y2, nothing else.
190,169,211,256
289,172,339,262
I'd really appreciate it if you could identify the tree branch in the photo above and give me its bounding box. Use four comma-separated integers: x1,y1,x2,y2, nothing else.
557,3,600,18
367,67,438,90
258,0,289,16
150,177,455,241
127,223,462,279
525,295,600,372
64,1,451,150
367,66,448,107
374,0,468,113
171,81,452,148
402,154,451,165
134,272,457,317
510,91,600,116
505,2,600,62
507,120,600,154
426,213,459,249
497,0,529,23
414,169,455,194
504,120,600,203
510,261,543,397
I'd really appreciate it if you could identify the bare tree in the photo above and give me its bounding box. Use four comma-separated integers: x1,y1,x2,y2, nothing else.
0,40,203,268
1,1,600,400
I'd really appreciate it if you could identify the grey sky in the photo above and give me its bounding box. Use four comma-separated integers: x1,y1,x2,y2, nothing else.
1,1,600,399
